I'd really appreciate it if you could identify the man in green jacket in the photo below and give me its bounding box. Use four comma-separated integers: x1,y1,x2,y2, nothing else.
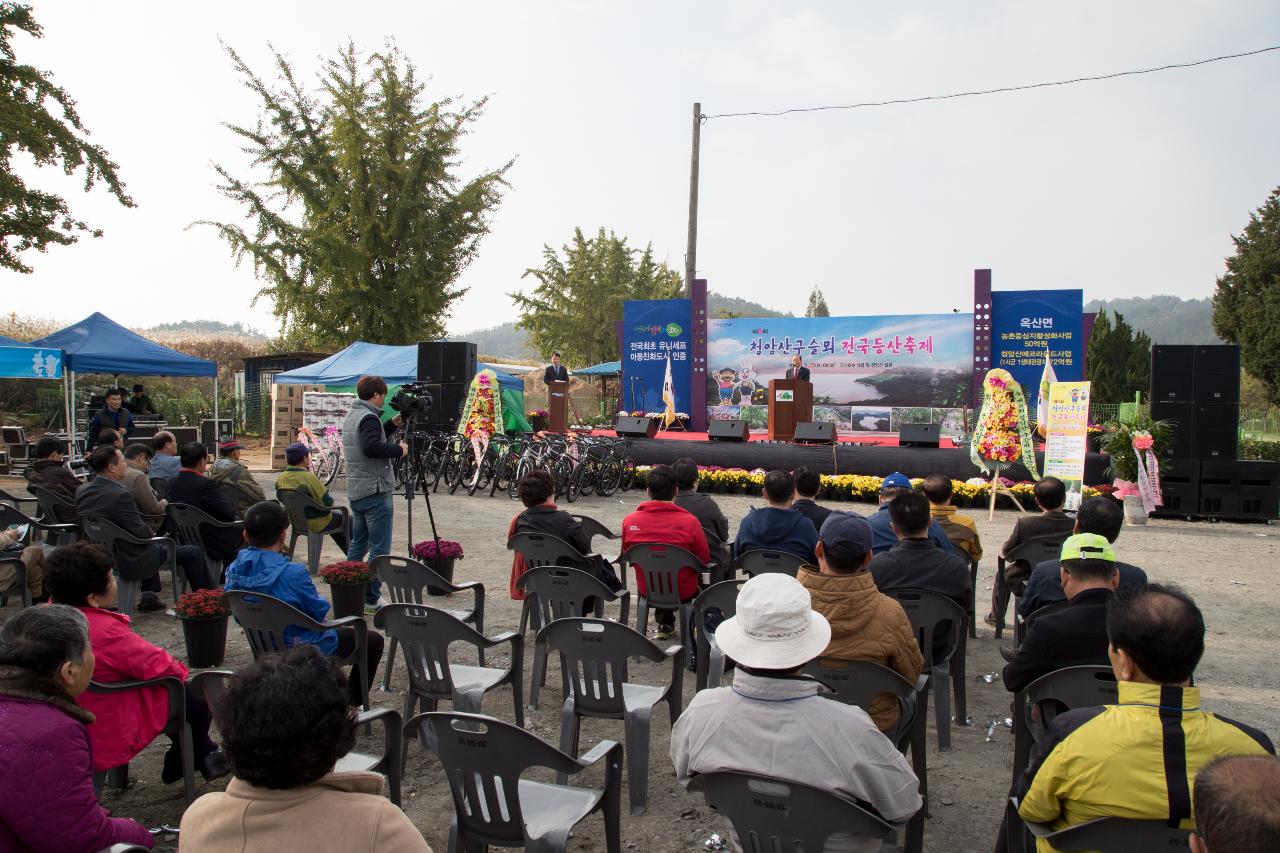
275,443,350,553
209,440,266,517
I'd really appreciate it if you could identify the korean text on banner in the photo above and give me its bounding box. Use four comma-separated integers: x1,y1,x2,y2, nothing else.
991,289,1083,399
622,298,692,414
1043,381,1091,511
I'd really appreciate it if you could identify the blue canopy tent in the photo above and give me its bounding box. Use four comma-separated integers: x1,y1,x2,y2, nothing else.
31,312,218,456
572,360,620,377
273,341,531,432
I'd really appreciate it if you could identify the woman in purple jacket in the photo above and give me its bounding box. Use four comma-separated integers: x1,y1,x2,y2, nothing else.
0,605,154,852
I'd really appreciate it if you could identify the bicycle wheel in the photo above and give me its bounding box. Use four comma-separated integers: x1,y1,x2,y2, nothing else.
618,456,637,492
449,451,473,494
316,449,340,487
597,458,623,497
469,453,493,496
510,458,531,500
577,459,597,497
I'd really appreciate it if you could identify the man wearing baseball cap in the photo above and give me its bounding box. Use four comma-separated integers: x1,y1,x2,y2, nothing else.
275,443,350,554
210,439,266,516
868,472,955,555
671,573,921,849
1001,533,1121,693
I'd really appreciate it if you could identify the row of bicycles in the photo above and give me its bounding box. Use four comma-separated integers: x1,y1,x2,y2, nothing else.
392,430,639,502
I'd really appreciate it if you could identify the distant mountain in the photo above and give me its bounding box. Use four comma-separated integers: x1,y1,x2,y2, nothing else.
449,323,536,361
707,291,791,319
143,320,270,341
1084,295,1220,345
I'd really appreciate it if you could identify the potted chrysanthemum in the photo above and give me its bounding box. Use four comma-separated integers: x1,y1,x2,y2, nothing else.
174,588,231,668
319,561,374,619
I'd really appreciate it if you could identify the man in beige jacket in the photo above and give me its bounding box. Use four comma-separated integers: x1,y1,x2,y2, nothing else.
798,511,923,733
122,443,166,532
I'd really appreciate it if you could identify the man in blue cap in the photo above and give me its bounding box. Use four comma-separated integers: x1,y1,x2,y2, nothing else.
868,472,955,555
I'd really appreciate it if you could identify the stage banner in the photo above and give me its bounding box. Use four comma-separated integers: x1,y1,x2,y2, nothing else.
1043,380,1091,511
0,345,62,379
991,289,1083,397
706,314,972,417
622,298,692,414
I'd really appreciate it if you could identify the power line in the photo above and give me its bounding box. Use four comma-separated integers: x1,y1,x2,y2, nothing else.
702,44,1280,121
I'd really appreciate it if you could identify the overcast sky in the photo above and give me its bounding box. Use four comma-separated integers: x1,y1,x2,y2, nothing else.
6,1,1279,337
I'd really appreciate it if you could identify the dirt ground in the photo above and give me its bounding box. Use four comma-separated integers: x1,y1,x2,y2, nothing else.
6,470,1279,853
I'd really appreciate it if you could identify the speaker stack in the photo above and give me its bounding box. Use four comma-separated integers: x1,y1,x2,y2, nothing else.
1149,344,1278,519
417,341,477,429
899,422,941,448
793,422,836,445
708,419,749,442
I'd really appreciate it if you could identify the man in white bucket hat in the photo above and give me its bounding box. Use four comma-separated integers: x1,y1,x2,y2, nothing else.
670,573,921,852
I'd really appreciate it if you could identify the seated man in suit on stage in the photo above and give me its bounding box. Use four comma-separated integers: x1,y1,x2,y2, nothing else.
785,353,810,382
507,469,620,600
1001,533,1118,691
792,466,834,532
869,472,954,555
26,437,82,503
733,470,818,564
543,351,569,384
988,476,1076,629
672,457,730,566
165,442,244,568
923,473,982,563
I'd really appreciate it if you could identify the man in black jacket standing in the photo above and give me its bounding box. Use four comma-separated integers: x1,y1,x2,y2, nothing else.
165,442,243,567
85,387,133,450
543,352,568,384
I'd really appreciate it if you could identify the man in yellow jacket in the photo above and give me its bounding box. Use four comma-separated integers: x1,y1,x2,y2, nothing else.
1011,583,1274,852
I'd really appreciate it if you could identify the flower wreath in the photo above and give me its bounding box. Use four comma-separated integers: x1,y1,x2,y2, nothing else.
969,368,1039,479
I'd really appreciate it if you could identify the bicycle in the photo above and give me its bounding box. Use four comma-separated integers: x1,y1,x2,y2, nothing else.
297,425,343,486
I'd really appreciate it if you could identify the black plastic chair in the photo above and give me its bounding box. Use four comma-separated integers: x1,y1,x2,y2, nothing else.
804,659,929,849
881,587,969,752
1014,599,1070,647
0,486,40,517
729,548,807,579
692,772,897,853
373,603,524,753
538,617,683,815
619,541,711,653
149,476,169,500
372,554,486,690
508,531,600,632
26,483,79,544
276,487,351,575
80,515,180,617
517,565,631,709
89,676,196,805
994,540,1066,638
166,502,243,583
692,579,745,691
223,589,372,710
0,504,76,609
408,711,623,853
0,554,30,609
190,668,404,806
570,512,624,589
1021,811,1192,852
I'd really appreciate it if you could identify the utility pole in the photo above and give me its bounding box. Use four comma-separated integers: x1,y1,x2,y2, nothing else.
684,102,701,297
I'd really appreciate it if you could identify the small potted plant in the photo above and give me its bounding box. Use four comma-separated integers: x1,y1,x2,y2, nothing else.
411,538,464,591
319,560,374,619
1099,411,1173,524
174,588,231,669
528,409,548,432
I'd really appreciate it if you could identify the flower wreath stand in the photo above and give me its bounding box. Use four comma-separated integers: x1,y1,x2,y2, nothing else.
970,368,1040,520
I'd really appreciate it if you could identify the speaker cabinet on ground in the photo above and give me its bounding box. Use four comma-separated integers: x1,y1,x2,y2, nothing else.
615,416,658,439
1151,345,1196,403
1194,345,1240,404
709,419,750,442
1198,461,1238,517
416,341,443,384
200,419,233,449
1154,458,1199,517
793,422,836,445
898,422,941,448
169,426,198,447
1193,403,1239,461
441,342,477,385
430,384,466,429
1151,402,1195,458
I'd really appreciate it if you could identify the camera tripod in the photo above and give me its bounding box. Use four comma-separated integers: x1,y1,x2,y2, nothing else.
400,411,441,557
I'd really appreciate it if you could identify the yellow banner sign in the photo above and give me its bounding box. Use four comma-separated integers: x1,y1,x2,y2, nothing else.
1044,381,1091,510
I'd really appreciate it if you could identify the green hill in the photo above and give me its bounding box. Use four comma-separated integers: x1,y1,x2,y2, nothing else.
1084,295,1220,345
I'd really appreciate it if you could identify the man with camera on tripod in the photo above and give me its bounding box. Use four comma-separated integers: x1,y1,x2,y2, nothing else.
341,376,409,613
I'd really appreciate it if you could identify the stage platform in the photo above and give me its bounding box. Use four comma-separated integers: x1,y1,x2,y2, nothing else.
590,430,1109,485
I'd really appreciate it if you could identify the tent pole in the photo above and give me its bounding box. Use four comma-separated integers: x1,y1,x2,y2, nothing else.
213,372,220,439
69,371,77,461
63,370,73,461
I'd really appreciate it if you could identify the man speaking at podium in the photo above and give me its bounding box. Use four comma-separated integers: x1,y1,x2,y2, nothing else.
786,354,810,382
544,352,569,384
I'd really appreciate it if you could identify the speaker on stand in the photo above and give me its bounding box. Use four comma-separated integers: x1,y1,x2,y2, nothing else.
899,423,941,448
709,419,750,442
615,416,658,439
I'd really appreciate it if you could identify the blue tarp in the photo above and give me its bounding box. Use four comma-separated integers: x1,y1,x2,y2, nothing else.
31,312,216,377
574,360,620,377
0,334,26,347
0,343,62,379
273,341,523,392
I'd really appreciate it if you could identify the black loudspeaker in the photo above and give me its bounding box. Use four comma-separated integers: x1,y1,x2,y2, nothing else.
1150,345,1196,403
441,341,477,384
169,426,198,447
1154,458,1199,517
1198,461,1238,517
1151,402,1195,458
793,422,836,445
899,422,941,448
709,419,749,442
416,341,443,384
200,419,233,448
1194,345,1240,403
1193,403,1238,460
1237,460,1280,520
615,416,658,439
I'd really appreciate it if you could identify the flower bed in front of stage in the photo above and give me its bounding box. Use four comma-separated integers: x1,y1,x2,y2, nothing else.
633,465,1104,509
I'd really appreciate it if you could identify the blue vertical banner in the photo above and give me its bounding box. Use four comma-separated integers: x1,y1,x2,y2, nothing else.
991,289,1083,397
622,299,692,414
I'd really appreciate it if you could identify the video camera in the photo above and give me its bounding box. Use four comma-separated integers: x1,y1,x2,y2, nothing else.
389,382,434,418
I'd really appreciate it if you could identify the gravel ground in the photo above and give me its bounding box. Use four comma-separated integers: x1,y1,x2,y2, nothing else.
7,471,1279,853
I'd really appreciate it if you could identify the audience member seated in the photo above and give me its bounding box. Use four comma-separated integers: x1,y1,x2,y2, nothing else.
0,605,155,850
45,543,228,785
792,465,835,533
1009,584,1274,851
922,473,982,563
123,442,168,532
86,387,134,450
178,645,431,852
869,472,954,555
733,469,819,563
672,456,730,566
210,439,266,516
1191,754,1280,853
622,464,709,639
798,511,923,733
1001,534,1118,691
76,445,214,610
0,526,44,601
166,442,243,567
225,502,384,707
1018,496,1147,619
507,469,620,600
96,428,123,452
123,383,157,416
150,430,181,480
988,476,1075,628
671,573,921,852
275,442,350,553
26,436,81,502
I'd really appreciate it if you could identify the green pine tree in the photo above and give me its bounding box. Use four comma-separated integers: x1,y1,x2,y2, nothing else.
1213,186,1280,404
805,286,831,317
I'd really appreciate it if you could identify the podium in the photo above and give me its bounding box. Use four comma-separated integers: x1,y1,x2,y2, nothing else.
767,379,813,442
547,380,570,432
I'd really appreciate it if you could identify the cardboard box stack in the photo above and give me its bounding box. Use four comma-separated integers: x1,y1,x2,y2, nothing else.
269,384,323,469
